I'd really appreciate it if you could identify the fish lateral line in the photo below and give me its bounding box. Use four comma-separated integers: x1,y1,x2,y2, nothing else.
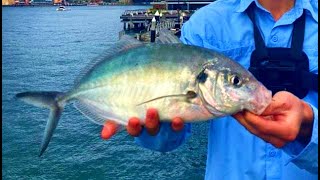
136,91,197,106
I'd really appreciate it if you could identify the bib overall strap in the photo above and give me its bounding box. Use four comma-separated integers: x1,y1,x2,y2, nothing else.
247,3,318,94
291,9,306,58
292,12,318,91
247,2,306,53
302,72,319,91
246,3,268,60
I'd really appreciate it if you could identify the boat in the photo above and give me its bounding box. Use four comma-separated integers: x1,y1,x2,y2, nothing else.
87,2,99,6
56,6,66,11
56,6,70,11
56,0,70,11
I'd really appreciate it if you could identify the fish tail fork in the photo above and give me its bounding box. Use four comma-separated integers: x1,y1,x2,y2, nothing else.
15,91,65,157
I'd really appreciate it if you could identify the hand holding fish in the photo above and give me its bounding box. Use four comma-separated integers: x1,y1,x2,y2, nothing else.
233,91,314,148
101,108,184,139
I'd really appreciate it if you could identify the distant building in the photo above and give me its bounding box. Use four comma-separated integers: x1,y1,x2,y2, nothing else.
31,0,52,4
151,0,214,11
88,0,102,4
131,0,149,4
119,0,132,4
2,0,15,5
2,0,31,5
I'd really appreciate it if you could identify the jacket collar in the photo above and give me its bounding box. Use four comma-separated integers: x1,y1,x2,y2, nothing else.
235,0,318,22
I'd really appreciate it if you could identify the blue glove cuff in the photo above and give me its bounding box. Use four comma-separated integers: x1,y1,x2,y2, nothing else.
134,122,191,152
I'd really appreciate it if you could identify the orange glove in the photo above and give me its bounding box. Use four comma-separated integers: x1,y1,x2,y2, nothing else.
101,108,184,140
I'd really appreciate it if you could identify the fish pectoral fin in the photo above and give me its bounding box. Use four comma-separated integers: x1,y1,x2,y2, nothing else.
136,91,197,106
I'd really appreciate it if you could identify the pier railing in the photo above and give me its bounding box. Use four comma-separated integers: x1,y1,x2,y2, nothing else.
119,9,188,42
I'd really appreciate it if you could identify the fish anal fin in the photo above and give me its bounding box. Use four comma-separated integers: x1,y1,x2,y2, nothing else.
74,99,126,125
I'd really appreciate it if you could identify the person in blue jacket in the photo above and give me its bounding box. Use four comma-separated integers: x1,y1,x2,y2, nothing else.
101,0,318,179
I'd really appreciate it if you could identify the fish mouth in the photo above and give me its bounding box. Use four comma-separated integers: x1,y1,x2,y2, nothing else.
246,85,272,115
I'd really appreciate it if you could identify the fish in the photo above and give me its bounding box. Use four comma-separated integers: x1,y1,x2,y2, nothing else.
15,32,272,156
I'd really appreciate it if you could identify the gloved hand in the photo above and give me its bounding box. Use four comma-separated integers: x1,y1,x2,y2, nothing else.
101,108,185,139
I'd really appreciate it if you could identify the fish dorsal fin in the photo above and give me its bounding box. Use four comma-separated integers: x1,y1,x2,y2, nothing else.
155,30,181,44
73,35,144,86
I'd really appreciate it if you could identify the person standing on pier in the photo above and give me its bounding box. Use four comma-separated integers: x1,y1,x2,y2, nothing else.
102,0,318,179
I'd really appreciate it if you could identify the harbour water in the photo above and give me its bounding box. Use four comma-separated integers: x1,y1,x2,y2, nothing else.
2,6,209,179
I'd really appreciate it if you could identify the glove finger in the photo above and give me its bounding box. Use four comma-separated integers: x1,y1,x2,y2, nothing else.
101,120,119,140
171,117,184,132
145,108,160,136
127,117,143,137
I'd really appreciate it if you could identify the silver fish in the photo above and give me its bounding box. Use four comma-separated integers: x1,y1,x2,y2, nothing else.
16,35,272,156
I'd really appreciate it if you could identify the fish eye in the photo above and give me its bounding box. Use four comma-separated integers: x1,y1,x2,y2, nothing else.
230,75,242,87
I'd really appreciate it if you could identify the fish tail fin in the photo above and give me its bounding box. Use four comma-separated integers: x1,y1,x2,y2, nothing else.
15,91,65,157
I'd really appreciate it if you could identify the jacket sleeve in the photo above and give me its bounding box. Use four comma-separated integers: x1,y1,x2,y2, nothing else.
283,103,318,174
180,17,206,47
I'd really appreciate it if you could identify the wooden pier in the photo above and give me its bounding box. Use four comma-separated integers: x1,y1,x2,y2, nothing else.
120,9,189,29
119,9,191,41
119,0,214,42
